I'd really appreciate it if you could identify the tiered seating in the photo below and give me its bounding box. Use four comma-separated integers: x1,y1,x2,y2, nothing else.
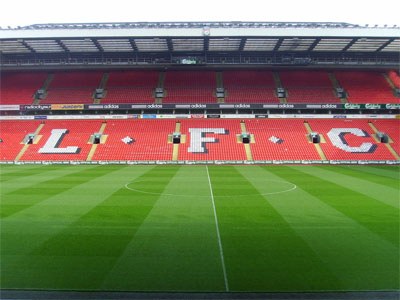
308,119,396,160
335,71,399,104
279,71,339,103
244,119,321,160
178,119,247,161
223,71,278,103
371,119,400,155
104,71,158,103
41,71,103,104
0,121,41,160
163,71,216,103
20,120,102,161
388,70,400,88
93,119,175,161
1,119,398,162
0,72,47,104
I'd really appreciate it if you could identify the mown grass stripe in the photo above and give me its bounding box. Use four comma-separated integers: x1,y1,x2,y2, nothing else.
2,166,160,290
266,166,399,247
348,165,400,180
10,166,181,291
1,166,148,257
0,166,90,195
298,165,399,209
0,166,123,218
207,166,341,292
0,165,53,180
102,166,225,292
239,165,399,291
321,165,399,189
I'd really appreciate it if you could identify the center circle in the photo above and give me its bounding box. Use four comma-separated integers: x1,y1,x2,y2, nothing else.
125,179,296,197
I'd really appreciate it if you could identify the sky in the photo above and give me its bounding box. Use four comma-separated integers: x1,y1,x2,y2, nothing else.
1,0,399,28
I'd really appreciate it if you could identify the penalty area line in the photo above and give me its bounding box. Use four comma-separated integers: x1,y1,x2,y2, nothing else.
206,165,229,292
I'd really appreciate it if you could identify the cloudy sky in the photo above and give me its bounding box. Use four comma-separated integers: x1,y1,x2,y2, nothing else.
1,0,399,28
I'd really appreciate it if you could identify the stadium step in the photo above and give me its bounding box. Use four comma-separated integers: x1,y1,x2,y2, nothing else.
172,122,181,161
240,121,253,161
99,72,109,89
382,72,398,97
328,72,348,103
14,123,45,161
156,72,166,103
368,121,400,160
216,72,225,103
34,73,54,104
42,73,54,91
86,122,107,161
158,71,166,88
303,121,327,161
273,72,287,103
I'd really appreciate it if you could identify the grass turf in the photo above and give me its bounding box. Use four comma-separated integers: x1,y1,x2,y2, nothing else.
0,165,399,292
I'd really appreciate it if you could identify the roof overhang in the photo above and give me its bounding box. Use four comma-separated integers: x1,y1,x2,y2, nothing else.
1,22,399,54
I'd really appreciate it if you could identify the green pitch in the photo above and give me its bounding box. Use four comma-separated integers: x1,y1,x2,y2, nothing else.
0,165,399,292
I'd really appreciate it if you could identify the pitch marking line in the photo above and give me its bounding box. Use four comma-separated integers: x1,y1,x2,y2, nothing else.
206,165,230,292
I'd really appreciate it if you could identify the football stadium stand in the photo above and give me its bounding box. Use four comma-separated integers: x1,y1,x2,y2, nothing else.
371,119,400,154
388,70,400,88
0,120,41,160
103,71,159,103
222,71,278,103
334,71,399,104
1,72,47,104
163,71,216,103
307,119,397,160
0,70,398,105
244,119,321,160
0,21,399,165
178,119,248,160
92,119,175,160
41,71,103,104
1,119,398,162
19,120,101,161
279,71,340,103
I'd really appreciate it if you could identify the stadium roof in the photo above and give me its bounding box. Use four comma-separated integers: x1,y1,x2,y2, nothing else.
1,21,399,54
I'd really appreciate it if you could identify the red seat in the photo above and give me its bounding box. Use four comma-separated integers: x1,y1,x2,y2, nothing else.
0,121,41,160
1,119,398,162
335,71,399,104
20,120,102,161
93,119,175,161
178,119,247,161
42,71,103,104
104,71,158,104
1,72,48,105
308,119,397,160
279,71,339,103
223,71,278,103
245,119,321,160
163,71,216,103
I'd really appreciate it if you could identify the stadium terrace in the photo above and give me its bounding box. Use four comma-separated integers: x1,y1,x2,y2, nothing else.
0,21,399,300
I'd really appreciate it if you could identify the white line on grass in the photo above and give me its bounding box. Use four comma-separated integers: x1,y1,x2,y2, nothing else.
206,165,229,292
